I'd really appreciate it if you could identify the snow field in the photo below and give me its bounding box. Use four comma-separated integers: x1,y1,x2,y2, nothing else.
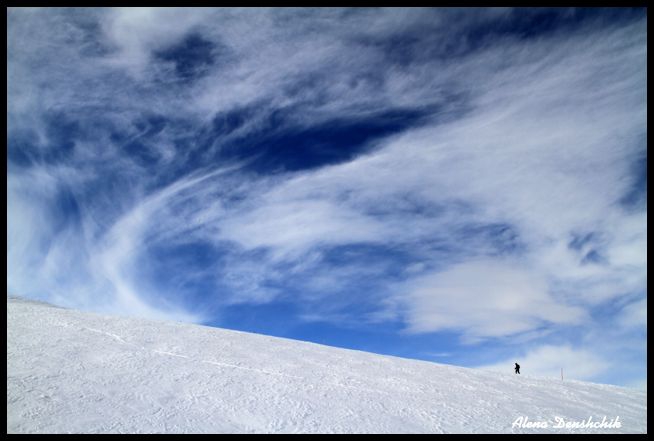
7,297,646,433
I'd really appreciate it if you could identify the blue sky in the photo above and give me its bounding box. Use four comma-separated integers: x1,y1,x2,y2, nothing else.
7,8,647,389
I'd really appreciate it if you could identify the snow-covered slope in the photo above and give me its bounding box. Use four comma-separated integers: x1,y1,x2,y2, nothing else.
7,297,647,434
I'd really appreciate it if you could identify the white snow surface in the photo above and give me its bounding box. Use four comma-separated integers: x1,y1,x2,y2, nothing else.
7,296,647,434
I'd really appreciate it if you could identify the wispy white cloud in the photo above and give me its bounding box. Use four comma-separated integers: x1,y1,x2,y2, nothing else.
400,259,587,341
7,157,240,322
218,199,389,261
195,14,646,341
99,7,211,76
616,297,647,329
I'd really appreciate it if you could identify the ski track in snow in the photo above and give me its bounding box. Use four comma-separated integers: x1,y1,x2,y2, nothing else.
78,324,381,395
7,297,647,434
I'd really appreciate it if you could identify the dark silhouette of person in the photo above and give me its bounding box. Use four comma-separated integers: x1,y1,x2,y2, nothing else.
515,363,520,374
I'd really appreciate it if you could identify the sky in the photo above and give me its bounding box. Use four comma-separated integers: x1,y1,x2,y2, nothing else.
7,7,647,389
